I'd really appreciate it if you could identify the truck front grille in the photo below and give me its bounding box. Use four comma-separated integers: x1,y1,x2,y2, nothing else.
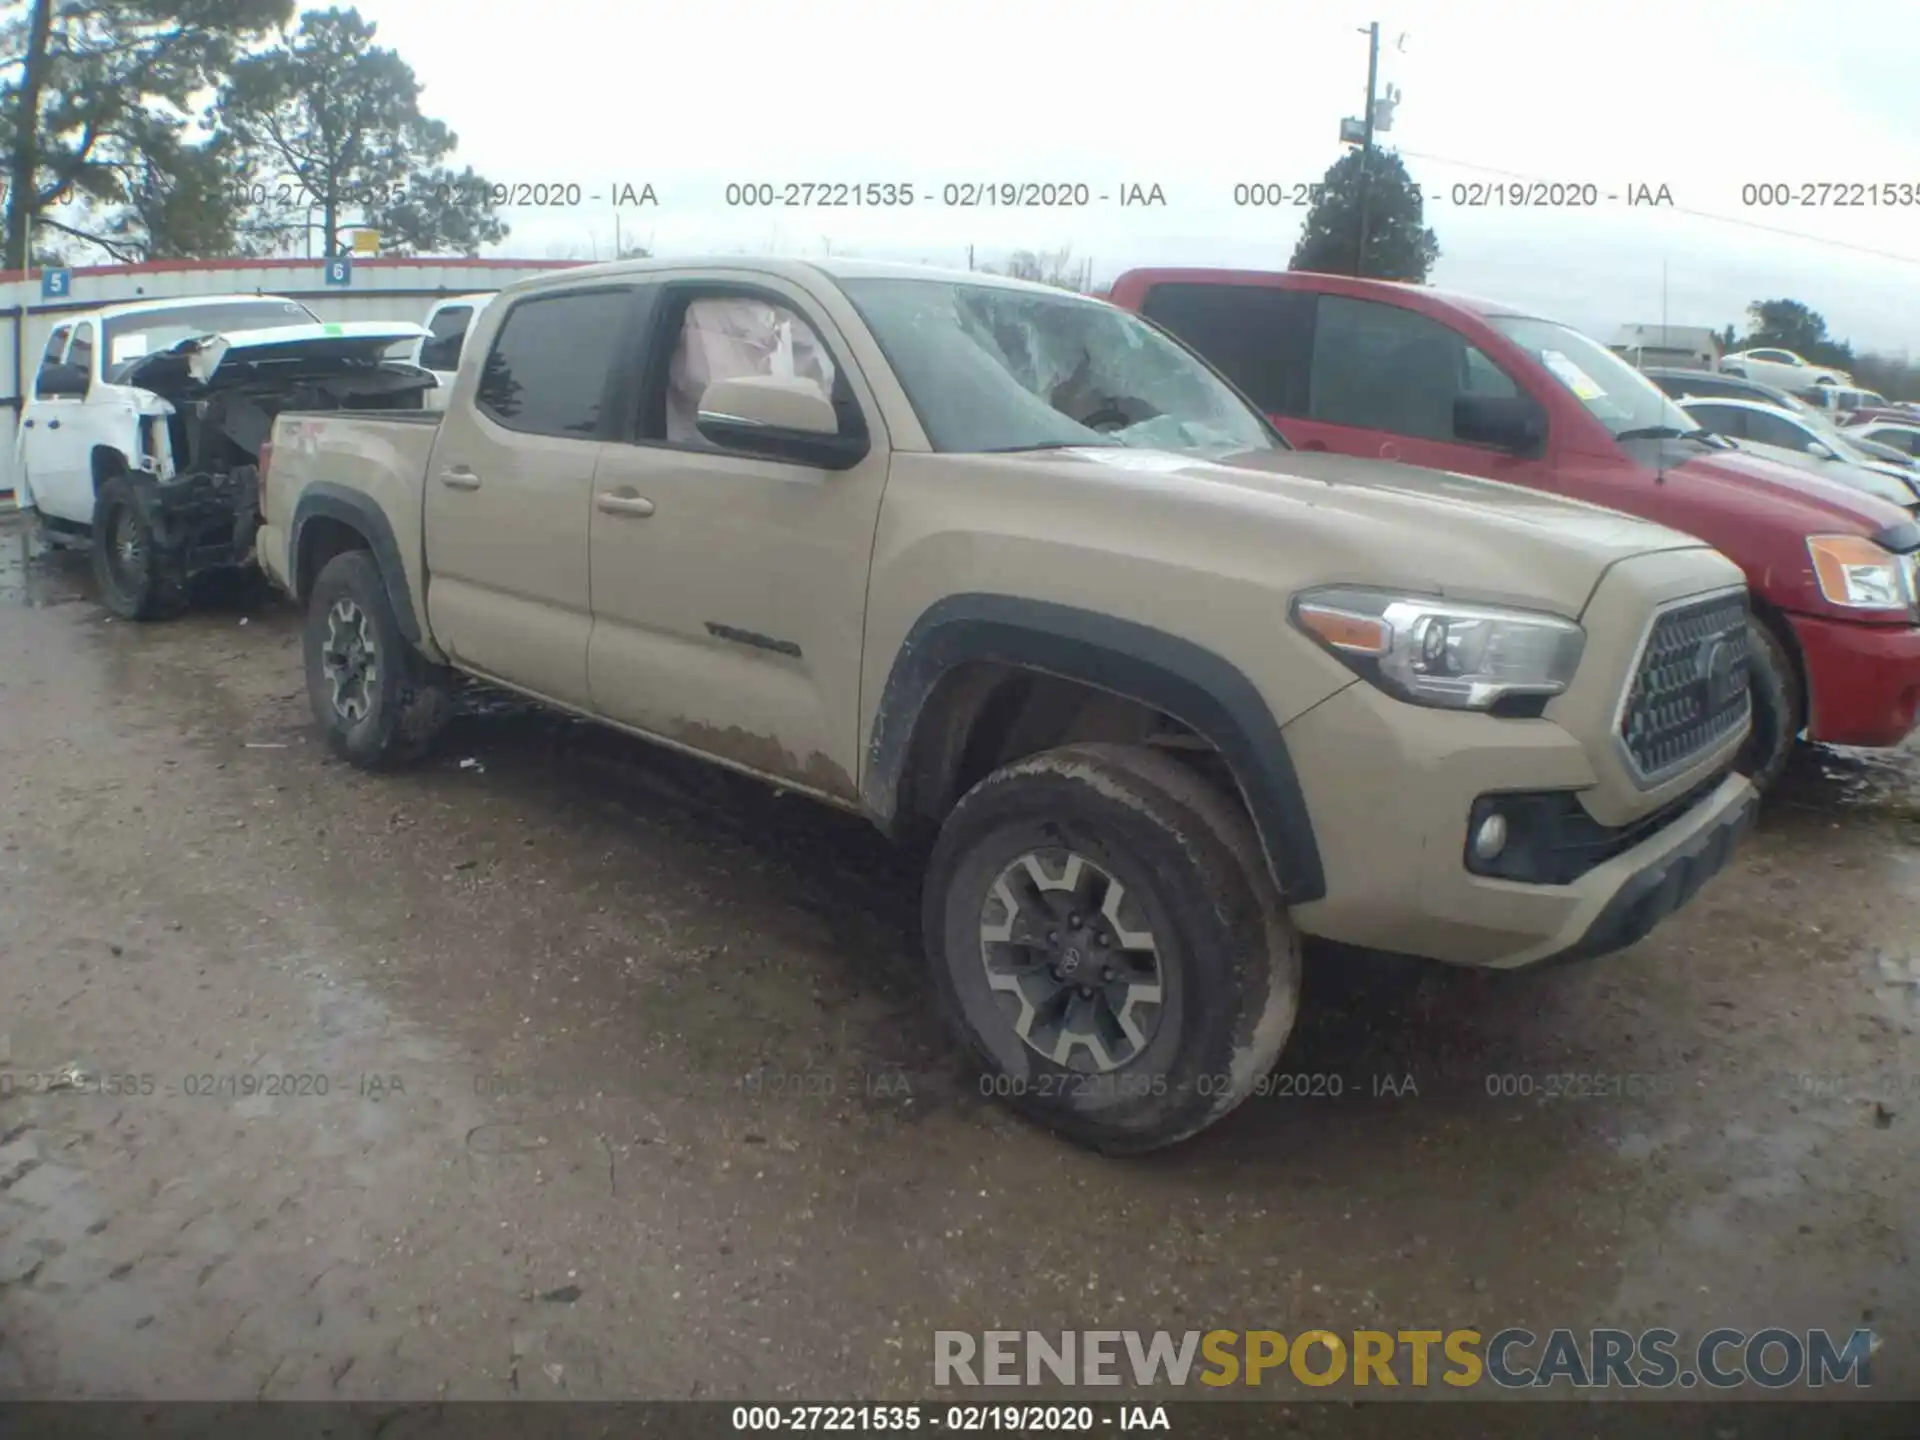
1617,590,1752,784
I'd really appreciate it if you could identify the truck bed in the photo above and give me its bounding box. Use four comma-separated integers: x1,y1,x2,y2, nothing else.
262,408,447,627
292,409,443,425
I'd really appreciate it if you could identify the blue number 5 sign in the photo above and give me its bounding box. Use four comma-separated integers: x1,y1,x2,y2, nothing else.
41,267,70,298
324,257,352,286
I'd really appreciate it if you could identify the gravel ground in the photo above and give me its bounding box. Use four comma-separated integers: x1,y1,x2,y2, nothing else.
0,515,1915,1414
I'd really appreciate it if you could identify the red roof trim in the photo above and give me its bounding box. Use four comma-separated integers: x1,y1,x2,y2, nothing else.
0,256,584,285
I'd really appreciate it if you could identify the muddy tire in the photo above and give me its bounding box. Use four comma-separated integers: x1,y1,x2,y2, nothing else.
1735,617,1802,794
91,475,187,621
923,742,1301,1154
304,549,452,770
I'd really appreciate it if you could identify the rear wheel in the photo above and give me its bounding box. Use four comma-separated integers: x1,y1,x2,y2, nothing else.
1736,616,1802,793
304,549,452,769
923,742,1301,1154
91,475,187,620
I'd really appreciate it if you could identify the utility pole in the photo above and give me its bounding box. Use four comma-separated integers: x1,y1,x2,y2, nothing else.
1354,20,1380,279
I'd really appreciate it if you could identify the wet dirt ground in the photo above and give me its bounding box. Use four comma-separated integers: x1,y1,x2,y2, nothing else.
0,513,1915,1415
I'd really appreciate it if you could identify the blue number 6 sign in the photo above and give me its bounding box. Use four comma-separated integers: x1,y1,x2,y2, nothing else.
324,257,352,286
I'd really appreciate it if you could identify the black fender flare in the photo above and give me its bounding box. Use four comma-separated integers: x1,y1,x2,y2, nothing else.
289,483,421,643
863,594,1326,904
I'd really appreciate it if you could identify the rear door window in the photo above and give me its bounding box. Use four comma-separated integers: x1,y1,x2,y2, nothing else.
1135,282,1313,416
476,288,636,439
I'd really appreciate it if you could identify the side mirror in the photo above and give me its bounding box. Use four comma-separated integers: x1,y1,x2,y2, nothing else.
696,375,868,470
1454,394,1546,455
35,361,88,398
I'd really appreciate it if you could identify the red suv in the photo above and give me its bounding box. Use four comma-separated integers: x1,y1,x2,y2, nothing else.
1108,268,1920,788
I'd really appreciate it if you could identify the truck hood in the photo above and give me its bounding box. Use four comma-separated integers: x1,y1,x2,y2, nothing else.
123,320,431,394
1010,444,1712,617
1660,444,1919,535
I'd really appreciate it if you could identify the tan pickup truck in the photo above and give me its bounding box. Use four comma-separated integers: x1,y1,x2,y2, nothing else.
256,256,1759,1152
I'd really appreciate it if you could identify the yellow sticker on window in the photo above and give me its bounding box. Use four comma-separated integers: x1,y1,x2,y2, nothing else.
1541,349,1606,401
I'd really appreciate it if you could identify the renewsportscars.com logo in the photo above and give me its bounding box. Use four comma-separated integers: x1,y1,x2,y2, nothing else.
933,1328,1877,1390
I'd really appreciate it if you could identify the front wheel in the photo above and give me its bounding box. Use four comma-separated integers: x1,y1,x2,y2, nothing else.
91,475,187,620
923,742,1302,1154
1735,617,1803,793
303,549,452,769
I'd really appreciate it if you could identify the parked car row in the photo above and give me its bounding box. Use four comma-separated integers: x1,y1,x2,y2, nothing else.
1670,398,1918,498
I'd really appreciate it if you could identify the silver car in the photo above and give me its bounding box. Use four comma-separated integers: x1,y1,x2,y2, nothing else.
1675,397,1920,508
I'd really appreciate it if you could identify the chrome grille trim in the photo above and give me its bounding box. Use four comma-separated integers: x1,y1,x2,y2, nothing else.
1613,586,1753,788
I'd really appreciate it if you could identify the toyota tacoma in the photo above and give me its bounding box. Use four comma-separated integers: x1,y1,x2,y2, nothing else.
255,258,1760,1152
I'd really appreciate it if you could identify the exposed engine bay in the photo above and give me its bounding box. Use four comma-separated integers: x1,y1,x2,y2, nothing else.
118,331,435,592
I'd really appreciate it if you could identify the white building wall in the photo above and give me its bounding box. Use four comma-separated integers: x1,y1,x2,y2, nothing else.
2,256,585,499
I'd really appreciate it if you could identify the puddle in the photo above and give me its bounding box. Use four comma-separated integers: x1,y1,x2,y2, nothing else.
0,513,90,609
1773,740,1920,827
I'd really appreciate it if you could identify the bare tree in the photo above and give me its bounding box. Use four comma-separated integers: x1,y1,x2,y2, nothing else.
988,244,1085,290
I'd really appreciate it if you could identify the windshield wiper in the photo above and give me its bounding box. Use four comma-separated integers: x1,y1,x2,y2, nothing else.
983,440,1123,452
1615,425,1726,447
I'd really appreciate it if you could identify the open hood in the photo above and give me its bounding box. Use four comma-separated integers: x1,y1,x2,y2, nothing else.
123,320,432,394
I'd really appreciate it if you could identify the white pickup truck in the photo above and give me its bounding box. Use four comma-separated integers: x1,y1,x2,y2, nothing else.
408,292,497,409
15,293,431,618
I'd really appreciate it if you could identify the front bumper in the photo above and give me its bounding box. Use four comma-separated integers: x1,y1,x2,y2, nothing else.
1528,774,1756,966
1282,681,1755,968
129,465,262,580
1788,612,1920,748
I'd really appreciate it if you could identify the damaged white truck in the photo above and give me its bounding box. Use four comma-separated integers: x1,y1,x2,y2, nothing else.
14,294,431,619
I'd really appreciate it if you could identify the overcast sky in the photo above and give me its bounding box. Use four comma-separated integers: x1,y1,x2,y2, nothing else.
345,0,1920,356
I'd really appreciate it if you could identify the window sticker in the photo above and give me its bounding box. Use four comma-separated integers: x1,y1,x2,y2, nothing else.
1540,349,1606,401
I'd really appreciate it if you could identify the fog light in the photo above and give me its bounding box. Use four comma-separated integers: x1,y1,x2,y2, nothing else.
1472,812,1509,860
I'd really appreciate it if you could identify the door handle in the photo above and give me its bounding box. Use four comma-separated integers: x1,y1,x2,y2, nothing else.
1300,439,1326,451
438,468,481,490
46,419,59,430
22,419,31,428
1379,441,1401,461
596,490,655,517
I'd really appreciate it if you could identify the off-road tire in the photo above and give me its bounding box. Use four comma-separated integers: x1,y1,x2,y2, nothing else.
304,549,452,769
1736,616,1802,793
91,475,187,620
924,742,1302,1154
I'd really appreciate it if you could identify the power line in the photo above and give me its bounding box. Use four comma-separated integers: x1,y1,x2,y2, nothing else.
1395,148,1920,267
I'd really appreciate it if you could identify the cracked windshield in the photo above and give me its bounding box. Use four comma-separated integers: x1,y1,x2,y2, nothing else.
843,276,1277,456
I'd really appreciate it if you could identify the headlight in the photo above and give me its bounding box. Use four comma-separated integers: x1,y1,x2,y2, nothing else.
1291,587,1586,710
1805,535,1917,612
